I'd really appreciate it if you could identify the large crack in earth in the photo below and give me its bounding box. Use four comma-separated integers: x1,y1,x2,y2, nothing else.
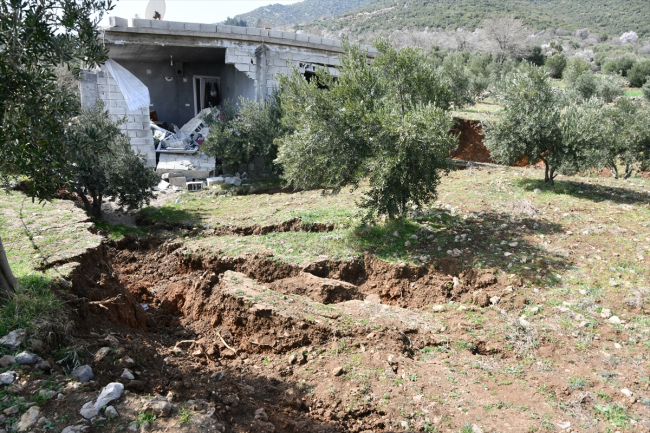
49,233,524,432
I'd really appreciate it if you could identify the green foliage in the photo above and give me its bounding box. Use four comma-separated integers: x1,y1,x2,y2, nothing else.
595,75,624,103
0,0,114,200
65,102,158,218
484,64,605,183
235,0,376,27
438,52,484,108
643,80,650,100
527,46,545,67
545,53,567,79
276,39,456,219
627,60,650,88
598,98,650,178
594,404,631,427
564,58,593,84
602,56,636,77
223,16,247,27
567,71,623,103
0,275,61,336
298,0,650,39
202,97,283,173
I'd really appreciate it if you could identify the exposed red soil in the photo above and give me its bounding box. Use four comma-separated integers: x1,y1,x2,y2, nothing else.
450,118,494,163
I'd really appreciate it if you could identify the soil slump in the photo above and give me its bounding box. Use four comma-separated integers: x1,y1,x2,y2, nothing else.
57,236,520,432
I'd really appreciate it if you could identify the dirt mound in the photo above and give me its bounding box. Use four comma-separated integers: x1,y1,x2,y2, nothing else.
268,272,365,304
450,118,493,163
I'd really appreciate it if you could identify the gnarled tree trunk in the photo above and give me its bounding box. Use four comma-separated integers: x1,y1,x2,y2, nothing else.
0,237,17,300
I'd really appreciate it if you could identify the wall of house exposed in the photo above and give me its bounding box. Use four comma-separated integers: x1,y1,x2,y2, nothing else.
117,61,255,128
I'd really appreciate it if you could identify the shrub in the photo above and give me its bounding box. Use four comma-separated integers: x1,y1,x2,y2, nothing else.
643,80,650,100
572,72,598,99
602,56,636,77
202,96,283,173
596,75,624,102
276,40,457,220
484,64,604,183
627,60,650,88
545,53,567,78
65,102,159,218
563,58,592,83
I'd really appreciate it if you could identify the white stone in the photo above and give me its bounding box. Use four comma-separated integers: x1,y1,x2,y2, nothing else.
490,296,500,305
0,371,15,385
557,421,570,430
0,329,26,350
608,316,622,325
105,406,119,418
121,369,135,380
621,388,633,397
600,308,612,318
17,406,40,432
61,425,90,433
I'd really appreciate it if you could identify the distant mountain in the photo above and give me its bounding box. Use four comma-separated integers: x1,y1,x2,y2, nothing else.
243,0,650,37
233,0,378,27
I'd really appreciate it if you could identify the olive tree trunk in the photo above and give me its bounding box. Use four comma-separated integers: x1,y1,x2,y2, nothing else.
0,237,17,300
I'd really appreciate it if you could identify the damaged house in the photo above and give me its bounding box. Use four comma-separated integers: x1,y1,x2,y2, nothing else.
81,17,375,185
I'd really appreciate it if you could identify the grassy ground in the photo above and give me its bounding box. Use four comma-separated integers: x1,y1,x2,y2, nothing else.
624,88,643,97
452,99,501,122
0,192,102,338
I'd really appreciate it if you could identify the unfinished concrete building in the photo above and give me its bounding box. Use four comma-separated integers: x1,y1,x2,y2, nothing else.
80,17,373,176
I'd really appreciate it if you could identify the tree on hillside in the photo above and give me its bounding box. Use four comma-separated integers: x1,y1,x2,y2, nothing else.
0,0,114,297
66,102,159,218
481,16,527,63
483,64,602,184
276,40,457,220
599,99,650,178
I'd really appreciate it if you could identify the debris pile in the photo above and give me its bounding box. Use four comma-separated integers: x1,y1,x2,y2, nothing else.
153,108,212,154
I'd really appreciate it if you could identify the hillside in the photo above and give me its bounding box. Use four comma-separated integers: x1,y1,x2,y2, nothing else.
271,0,650,37
233,0,377,27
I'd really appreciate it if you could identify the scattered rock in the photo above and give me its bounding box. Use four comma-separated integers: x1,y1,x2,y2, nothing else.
410,234,418,240
332,367,344,376
105,406,119,418
254,408,268,422
0,355,15,368
4,405,19,415
121,369,135,380
142,395,172,417
61,426,90,433
404,241,411,247
519,317,531,328
472,425,484,433
621,389,633,397
17,406,40,432
489,296,500,305
393,231,399,237
94,347,111,363
600,308,612,318
413,395,423,403
557,421,570,430
432,305,445,311
608,316,622,325
80,383,124,419
15,352,39,365
165,391,174,403
35,360,51,371
0,371,15,385
79,402,100,420
0,329,26,350
614,343,622,349
534,189,542,194
472,290,489,307
453,276,460,288
71,365,94,383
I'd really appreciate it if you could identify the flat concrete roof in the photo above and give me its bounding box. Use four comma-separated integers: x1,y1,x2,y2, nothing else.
102,17,377,56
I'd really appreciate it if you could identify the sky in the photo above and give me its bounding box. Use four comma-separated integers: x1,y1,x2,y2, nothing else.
99,0,303,25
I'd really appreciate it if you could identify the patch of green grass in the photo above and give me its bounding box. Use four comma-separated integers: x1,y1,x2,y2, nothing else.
0,274,62,337
624,88,643,97
137,412,157,427
178,406,193,424
568,376,588,390
95,221,147,240
594,404,630,427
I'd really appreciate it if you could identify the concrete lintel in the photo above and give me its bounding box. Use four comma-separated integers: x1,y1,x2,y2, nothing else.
102,27,350,55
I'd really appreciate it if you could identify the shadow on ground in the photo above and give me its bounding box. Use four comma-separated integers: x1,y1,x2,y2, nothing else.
517,178,649,205
353,208,569,285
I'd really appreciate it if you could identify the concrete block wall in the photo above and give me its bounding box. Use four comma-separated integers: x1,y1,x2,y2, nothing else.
95,71,156,167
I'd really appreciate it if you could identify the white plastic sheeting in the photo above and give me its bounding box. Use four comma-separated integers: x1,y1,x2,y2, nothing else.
102,59,150,112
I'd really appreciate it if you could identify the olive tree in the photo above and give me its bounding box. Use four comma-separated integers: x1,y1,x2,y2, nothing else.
202,96,283,173
0,0,113,297
66,102,159,218
484,64,605,183
600,99,650,179
276,39,457,220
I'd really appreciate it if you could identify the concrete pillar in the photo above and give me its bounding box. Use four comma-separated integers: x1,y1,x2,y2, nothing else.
80,71,99,108
255,45,268,103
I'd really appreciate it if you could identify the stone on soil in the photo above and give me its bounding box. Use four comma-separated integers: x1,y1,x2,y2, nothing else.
17,406,40,432
15,351,39,365
121,369,135,380
0,329,26,350
71,365,94,382
94,347,111,362
62,425,89,433
600,308,612,318
608,316,622,324
0,371,15,385
105,406,119,418
80,382,124,419
36,360,51,371
0,355,15,368
142,395,173,417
